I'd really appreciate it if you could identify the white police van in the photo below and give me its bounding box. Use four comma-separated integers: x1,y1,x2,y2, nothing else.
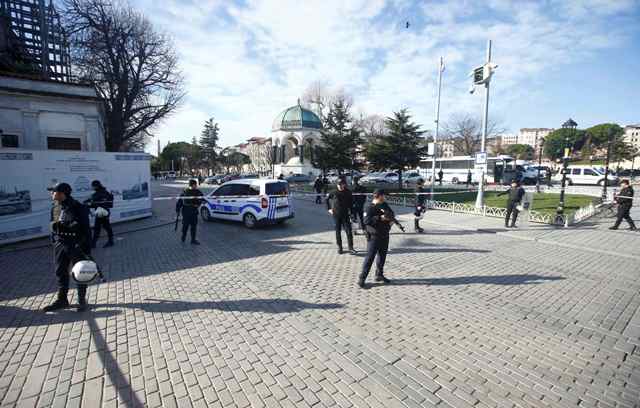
200,179,294,228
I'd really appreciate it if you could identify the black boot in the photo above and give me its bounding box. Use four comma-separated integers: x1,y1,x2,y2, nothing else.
77,286,88,312
375,276,391,284
42,290,70,312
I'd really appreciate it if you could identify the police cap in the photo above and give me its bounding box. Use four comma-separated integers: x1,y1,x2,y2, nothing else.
48,182,72,195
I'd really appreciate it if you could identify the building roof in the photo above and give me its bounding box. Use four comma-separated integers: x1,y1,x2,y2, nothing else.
272,101,322,131
520,128,554,132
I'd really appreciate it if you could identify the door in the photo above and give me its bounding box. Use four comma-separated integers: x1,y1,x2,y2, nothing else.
581,168,599,185
207,184,238,220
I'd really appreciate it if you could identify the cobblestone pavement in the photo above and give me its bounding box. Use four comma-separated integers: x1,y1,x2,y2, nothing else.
1,182,639,408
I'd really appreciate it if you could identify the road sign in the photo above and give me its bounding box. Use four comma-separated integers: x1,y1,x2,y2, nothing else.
475,152,487,165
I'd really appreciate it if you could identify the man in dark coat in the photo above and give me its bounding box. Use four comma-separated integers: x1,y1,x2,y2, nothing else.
499,180,525,228
610,179,636,230
176,179,204,244
313,176,323,204
414,178,428,233
326,178,355,254
84,180,114,248
43,183,92,312
438,169,444,185
359,189,394,288
351,176,367,234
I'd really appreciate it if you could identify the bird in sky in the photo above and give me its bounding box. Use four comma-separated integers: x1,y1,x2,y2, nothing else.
406,21,410,29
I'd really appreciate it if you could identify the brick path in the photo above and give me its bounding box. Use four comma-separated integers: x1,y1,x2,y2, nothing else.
1,182,639,408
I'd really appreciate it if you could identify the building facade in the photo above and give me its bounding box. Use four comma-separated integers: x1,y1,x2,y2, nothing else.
0,74,105,151
500,133,518,146
623,124,640,151
518,128,554,149
271,102,322,177
244,137,272,176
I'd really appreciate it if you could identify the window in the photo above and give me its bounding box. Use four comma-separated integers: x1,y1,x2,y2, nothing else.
1,134,19,148
47,137,81,150
571,168,581,175
583,169,597,176
248,185,260,196
266,182,288,196
211,185,235,197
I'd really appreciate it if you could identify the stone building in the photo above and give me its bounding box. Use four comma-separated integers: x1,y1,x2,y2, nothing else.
271,101,322,177
244,137,272,176
518,128,554,149
0,74,105,151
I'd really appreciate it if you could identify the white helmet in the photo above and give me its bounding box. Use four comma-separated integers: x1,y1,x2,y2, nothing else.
94,207,109,218
71,260,99,284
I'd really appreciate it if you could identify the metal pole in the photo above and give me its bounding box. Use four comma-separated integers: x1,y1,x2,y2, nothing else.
602,130,612,201
431,57,444,198
475,40,491,209
536,135,542,193
556,134,570,221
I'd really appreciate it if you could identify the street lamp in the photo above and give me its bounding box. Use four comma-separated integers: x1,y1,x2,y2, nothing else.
601,127,614,201
536,137,545,193
556,118,577,223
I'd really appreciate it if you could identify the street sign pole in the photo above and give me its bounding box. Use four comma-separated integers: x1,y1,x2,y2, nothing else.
431,57,444,198
475,40,492,209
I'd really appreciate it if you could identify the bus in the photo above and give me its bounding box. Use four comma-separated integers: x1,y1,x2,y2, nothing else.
419,155,518,185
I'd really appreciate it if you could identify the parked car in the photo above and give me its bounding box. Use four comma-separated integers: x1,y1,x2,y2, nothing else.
552,165,619,186
204,175,225,185
222,174,241,183
200,179,293,228
403,171,424,185
285,174,312,183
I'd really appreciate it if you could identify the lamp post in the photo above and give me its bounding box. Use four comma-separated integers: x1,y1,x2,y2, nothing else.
601,127,614,201
431,57,445,197
556,118,577,223
536,137,545,193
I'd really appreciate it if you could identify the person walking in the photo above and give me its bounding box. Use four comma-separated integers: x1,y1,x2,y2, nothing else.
359,189,394,288
499,180,525,228
326,177,355,254
313,176,323,204
176,179,204,244
466,170,472,187
414,178,428,233
438,169,444,185
43,183,92,312
85,180,114,248
610,179,636,230
351,176,367,234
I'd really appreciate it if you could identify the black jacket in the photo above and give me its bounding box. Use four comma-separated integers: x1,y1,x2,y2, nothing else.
326,188,353,216
352,184,367,209
313,179,323,193
176,188,204,215
85,186,113,211
415,185,428,207
501,186,525,205
616,186,634,208
50,197,91,249
364,202,393,237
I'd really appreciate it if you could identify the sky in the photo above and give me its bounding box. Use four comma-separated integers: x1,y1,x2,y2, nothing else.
132,0,640,154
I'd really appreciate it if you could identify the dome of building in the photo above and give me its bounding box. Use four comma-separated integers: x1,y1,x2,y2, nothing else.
272,101,322,131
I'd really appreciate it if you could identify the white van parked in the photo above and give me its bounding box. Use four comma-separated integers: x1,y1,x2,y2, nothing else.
552,165,618,186
200,179,294,228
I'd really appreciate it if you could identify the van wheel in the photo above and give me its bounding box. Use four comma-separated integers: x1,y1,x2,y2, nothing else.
243,213,257,229
567,179,573,186
200,207,211,222
451,177,458,184
597,179,604,186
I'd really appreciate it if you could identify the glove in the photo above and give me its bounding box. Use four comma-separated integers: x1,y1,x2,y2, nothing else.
50,221,61,233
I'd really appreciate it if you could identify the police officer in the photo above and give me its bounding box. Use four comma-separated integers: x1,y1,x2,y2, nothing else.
610,179,636,230
351,176,367,234
176,179,204,244
414,178,428,233
313,176,324,204
85,180,114,248
359,189,394,288
438,169,444,185
499,180,525,228
43,183,92,312
327,177,355,254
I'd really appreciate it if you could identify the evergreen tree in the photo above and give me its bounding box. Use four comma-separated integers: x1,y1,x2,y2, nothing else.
366,109,426,189
312,99,362,175
200,117,220,171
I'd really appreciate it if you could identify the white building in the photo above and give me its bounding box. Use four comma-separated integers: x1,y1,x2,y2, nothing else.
623,124,640,151
271,101,322,177
518,128,554,149
500,133,518,146
0,74,105,151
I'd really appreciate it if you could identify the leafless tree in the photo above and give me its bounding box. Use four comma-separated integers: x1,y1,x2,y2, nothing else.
443,112,506,156
354,114,386,142
301,81,353,122
63,0,185,151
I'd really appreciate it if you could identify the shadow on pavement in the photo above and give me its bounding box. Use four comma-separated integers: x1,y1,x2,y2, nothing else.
0,305,121,328
374,274,565,287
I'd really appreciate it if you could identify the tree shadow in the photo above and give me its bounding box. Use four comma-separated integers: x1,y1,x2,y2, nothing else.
0,305,121,328
373,274,565,287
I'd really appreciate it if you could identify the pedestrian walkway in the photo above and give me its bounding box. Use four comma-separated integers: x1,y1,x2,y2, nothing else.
1,187,639,408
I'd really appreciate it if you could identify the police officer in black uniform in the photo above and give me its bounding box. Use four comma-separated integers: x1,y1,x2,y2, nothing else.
610,179,636,230
85,180,114,248
313,176,324,204
438,169,444,185
359,189,395,288
327,177,355,254
43,183,92,312
414,178,428,233
176,179,204,244
499,180,525,228
351,176,367,234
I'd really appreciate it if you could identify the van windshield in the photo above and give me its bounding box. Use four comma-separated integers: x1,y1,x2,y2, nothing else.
266,182,288,196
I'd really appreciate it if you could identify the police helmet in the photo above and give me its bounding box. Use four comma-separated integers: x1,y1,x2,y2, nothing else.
71,260,99,284
94,207,109,218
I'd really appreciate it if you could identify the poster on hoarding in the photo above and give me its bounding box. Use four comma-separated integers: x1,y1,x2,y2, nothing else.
0,150,151,245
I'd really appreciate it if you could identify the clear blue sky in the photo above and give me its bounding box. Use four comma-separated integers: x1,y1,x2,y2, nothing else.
129,0,640,152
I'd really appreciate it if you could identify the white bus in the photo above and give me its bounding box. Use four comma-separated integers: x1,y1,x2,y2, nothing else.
420,155,518,185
